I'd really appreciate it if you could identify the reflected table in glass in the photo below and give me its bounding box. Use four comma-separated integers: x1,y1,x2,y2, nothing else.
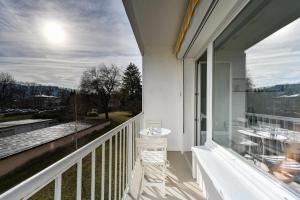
140,128,171,137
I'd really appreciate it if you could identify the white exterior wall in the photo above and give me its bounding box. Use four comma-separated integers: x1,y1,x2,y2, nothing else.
142,47,183,151
183,58,195,151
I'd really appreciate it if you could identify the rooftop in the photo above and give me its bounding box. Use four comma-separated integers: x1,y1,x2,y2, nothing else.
0,119,54,129
33,95,59,98
0,122,91,159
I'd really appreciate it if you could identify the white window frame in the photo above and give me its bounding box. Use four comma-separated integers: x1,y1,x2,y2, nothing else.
204,0,248,145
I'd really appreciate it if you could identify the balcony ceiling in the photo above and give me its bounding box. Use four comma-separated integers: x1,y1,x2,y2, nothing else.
216,0,300,52
123,0,188,54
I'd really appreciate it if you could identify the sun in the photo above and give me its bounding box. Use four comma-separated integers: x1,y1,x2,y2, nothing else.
42,20,67,46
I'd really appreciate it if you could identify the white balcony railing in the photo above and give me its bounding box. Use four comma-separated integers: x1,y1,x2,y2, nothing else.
245,112,300,143
246,112,300,128
0,113,143,200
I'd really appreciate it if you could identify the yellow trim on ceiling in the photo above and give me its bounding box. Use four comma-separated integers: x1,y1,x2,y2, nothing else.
175,0,200,56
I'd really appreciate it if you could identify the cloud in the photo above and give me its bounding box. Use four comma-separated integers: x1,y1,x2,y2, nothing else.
246,18,300,88
0,0,141,88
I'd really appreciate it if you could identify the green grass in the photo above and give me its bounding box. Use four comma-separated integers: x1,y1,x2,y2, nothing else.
0,114,33,122
0,111,132,199
99,111,132,124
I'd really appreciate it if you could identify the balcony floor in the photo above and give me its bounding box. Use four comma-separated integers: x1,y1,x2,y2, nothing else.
127,151,205,200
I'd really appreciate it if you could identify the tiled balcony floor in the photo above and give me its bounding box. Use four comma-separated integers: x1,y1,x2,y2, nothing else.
127,151,205,200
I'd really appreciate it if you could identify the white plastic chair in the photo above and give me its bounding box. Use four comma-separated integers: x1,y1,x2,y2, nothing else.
136,138,168,197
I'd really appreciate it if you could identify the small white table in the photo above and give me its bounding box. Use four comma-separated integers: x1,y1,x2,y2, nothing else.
140,128,171,137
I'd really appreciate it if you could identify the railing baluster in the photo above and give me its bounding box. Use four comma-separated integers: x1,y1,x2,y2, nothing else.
114,134,118,200
109,138,112,200
128,122,133,186
101,143,105,200
91,150,96,200
54,174,62,200
123,128,126,192
119,130,122,199
77,160,82,200
133,121,135,167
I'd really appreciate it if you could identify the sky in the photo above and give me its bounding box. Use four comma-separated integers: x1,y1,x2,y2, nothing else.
246,18,300,88
0,0,141,89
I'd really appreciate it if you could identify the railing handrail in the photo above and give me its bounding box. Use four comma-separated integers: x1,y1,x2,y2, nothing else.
0,112,143,200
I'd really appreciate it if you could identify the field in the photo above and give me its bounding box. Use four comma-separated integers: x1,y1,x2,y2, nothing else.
0,111,132,199
0,114,33,122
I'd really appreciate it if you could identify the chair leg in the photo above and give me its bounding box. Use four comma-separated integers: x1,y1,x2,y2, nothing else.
140,167,145,197
162,164,166,197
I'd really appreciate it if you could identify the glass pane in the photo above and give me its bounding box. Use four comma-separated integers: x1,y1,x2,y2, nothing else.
213,0,300,194
195,52,207,146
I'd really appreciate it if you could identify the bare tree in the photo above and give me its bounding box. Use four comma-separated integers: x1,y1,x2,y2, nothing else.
0,72,16,107
0,72,15,84
80,64,120,120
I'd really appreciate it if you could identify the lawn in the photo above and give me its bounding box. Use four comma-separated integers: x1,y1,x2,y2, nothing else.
0,114,33,122
0,111,132,199
99,111,132,124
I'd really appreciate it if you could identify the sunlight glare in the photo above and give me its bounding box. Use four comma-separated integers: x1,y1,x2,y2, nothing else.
42,20,67,46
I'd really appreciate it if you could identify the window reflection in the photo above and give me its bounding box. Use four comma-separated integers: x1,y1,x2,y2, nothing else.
213,0,300,194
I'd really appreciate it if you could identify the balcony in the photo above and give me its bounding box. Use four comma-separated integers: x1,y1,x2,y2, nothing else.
126,152,203,200
3,0,300,199
0,113,204,200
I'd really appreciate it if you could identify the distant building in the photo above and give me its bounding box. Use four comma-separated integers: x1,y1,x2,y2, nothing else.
33,95,61,109
273,94,300,117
